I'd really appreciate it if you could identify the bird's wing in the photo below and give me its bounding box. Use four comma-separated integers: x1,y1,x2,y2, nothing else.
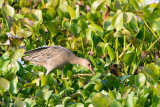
23,46,69,63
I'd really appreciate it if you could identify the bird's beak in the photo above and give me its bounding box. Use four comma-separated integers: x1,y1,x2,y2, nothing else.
90,67,95,76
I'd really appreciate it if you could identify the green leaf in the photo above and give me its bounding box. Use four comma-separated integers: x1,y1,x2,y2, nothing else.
45,22,59,37
9,76,18,94
106,44,116,61
142,63,160,82
16,29,33,38
84,81,96,91
62,97,71,106
129,0,139,10
86,28,93,41
1,3,15,17
89,24,103,36
123,51,136,65
135,73,146,88
123,12,132,24
0,0,4,8
104,17,114,31
112,12,123,31
110,100,123,107
91,72,102,80
43,89,53,101
41,75,48,86
67,102,84,107
87,12,101,23
92,92,111,107
67,6,76,19
70,23,81,36
0,60,10,75
78,19,88,32
31,9,43,23
94,80,103,91
47,0,60,9
0,78,10,94
14,100,26,107
42,7,56,21
125,91,134,107
91,0,105,13
35,89,44,100
10,49,25,61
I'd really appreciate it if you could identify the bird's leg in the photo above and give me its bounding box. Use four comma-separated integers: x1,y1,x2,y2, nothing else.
74,73,94,77
60,68,69,80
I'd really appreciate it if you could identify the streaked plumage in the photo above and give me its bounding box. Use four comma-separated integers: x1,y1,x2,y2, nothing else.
24,46,95,79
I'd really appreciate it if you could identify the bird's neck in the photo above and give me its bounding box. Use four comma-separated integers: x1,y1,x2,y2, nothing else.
69,56,85,65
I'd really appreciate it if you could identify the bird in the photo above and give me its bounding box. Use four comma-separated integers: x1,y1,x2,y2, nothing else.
23,45,95,79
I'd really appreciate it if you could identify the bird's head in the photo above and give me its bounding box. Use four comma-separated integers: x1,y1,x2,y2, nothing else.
81,59,95,75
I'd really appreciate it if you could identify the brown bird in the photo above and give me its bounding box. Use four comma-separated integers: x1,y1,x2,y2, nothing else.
24,45,95,79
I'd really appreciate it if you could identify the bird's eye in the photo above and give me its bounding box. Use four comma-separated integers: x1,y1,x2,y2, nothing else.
88,63,91,66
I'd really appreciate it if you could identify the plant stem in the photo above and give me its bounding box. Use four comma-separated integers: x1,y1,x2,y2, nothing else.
147,37,160,51
119,43,131,59
116,36,119,62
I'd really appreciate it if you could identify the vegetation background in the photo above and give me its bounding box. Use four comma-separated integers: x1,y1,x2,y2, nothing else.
0,0,160,106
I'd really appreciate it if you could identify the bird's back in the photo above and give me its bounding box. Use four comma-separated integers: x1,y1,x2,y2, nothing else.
24,45,76,66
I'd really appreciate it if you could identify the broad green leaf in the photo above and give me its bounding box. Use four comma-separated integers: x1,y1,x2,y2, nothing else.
67,102,84,107
14,14,24,20
10,49,25,61
142,63,160,82
24,98,36,107
41,75,48,86
135,73,146,88
0,0,4,8
42,7,56,21
126,35,142,48
31,9,43,23
120,75,131,83
123,12,132,24
62,97,71,106
84,81,95,91
129,0,139,10
125,91,134,107
104,17,114,31
47,0,60,9
0,78,10,94
106,44,116,61
123,51,136,65
0,60,10,75
45,22,59,37
86,28,93,41
110,100,123,107
1,3,15,17
94,80,103,91
78,19,88,32
92,93,111,107
16,29,33,38
70,23,81,36
89,24,103,36
43,89,53,100
24,83,36,88
91,72,102,80
9,76,18,94
91,0,105,13
151,18,160,31
14,100,26,107
112,12,123,31
67,6,76,19
58,0,68,12
87,12,101,23
55,104,63,107
35,89,44,100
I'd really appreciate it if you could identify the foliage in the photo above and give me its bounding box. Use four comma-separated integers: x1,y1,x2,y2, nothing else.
0,0,160,106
